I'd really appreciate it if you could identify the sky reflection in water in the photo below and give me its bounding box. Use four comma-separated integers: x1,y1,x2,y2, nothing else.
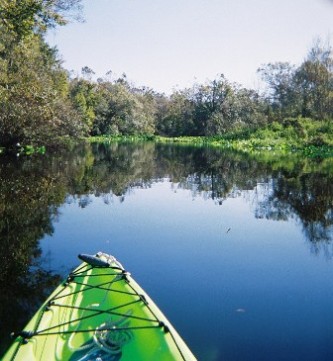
1,142,333,360
42,180,333,361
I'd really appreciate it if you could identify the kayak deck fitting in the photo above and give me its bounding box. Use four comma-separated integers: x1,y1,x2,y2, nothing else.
3,252,197,361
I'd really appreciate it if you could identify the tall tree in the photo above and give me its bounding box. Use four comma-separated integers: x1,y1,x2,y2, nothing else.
0,0,82,37
0,0,84,147
257,62,300,119
295,39,333,119
258,38,333,121
155,90,194,136
190,75,266,135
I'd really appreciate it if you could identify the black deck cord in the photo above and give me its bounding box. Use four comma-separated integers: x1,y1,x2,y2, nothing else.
19,325,164,337
8,263,119,360
51,274,137,302
50,302,158,323
12,265,152,338
34,298,144,335
125,276,189,361
10,261,190,361
77,262,190,361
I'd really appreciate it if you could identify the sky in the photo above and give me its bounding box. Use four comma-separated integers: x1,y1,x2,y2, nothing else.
46,0,333,94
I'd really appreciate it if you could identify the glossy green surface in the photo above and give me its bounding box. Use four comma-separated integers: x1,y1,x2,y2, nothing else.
3,253,196,361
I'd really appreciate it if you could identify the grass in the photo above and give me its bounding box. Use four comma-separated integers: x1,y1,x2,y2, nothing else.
89,134,155,144
155,118,333,157
88,117,333,158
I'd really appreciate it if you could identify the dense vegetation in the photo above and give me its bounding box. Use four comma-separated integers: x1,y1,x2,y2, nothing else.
0,0,84,149
0,1,332,152
154,117,333,158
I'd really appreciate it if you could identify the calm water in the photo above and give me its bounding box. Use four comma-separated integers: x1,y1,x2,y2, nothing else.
1,142,333,360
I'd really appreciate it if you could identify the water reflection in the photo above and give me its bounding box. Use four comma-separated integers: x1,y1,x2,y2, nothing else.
0,142,333,356
0,144,92,354
87,143,333,254
254,169,333,257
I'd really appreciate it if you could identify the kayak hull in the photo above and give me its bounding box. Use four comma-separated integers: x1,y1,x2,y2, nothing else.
3,252,196,361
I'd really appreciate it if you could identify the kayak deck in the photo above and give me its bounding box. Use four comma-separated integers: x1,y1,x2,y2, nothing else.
4,252,197,361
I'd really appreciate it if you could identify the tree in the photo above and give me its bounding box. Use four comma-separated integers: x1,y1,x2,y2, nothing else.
258,38,333,121
294,39,333,119
70,75,98,134
257,62,300,119
0,0,82,38
130,87,157,135
155,90,194,136
0,0,84,147
189,75,266,135
90,80,157,136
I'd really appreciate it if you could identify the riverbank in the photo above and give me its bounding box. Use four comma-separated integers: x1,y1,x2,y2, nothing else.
89,118,333,158
2,117,332,158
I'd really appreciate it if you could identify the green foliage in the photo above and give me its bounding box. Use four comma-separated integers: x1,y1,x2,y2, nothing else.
70,77,98,133
0,4,332,156
0,0,84,148
90,134,156,144
161,38,333,141
0,32,83,146
93,81,141,135
82,73,267,140
69,74,157,137
155,75,266,137
0,0,82,39
257,62,299,119
155,90,194,136
259,38,333,122
155,117,333,158
0,0,43,39
228,117,333,157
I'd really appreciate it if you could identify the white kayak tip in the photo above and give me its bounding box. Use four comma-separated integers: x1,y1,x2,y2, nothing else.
78,253,110,267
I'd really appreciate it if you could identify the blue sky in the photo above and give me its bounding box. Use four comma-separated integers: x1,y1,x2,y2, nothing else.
47,0,333,93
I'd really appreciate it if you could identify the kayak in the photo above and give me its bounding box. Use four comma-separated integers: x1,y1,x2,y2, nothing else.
3,252,197,361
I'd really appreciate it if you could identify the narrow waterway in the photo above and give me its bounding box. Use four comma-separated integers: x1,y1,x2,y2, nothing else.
1,142,333,360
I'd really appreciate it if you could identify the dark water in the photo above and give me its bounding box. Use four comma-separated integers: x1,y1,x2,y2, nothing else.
1,142,333,360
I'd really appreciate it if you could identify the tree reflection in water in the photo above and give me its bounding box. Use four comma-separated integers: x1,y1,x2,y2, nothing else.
0,144,92,355
0,141,333,355
253,169,333,257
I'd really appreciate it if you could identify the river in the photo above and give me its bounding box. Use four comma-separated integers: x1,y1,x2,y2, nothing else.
1,141,333,360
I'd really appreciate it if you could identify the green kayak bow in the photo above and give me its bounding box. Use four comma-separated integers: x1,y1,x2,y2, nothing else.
3,252,197,361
